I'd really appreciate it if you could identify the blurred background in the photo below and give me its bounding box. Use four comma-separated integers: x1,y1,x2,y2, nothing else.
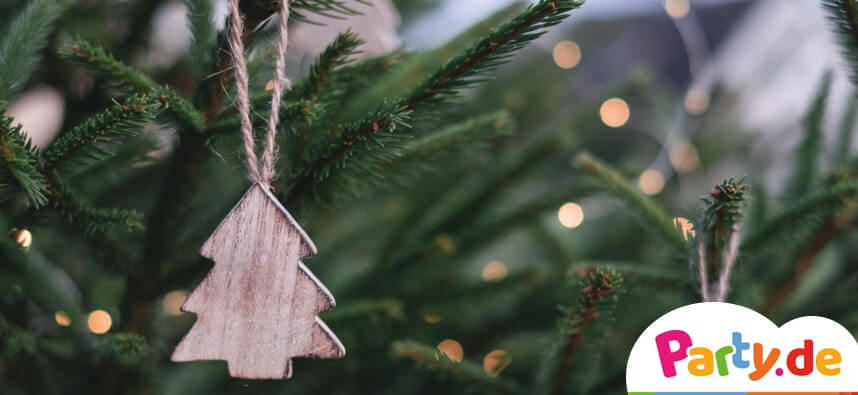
3,0,858,394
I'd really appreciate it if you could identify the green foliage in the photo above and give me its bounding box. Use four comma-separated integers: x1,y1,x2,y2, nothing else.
61,39,205,133
184,0,216,75
573,152,686,251
0,113,48,207
0,0,67,103
741,179,858,252
323,299,405,323
698,178,748,265
404,0,582,111
42,95,160,174
535,268,623,395
281,0,583,205
97,333,149,365
392,340,526,395
47,173,144,235
789,72,831,196
836,91,858,163
823,0,858,86
294,31,364,101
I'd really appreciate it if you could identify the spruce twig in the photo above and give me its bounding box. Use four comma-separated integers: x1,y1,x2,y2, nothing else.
283,0,584,207
788,72,831,196
573,152,687,251
823,0,858,86
42,95,159,174
0,0,67,103
697,178,748,301
0,113,48,207
62,40,205,133
536,268,622,395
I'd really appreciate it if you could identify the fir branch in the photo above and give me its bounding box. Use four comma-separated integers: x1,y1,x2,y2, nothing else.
392,340,526,395
96,333,150,366
281,104,411,205
283,0,583,206
295,31,364,101
837,91,858,163
41,95,159,174
696,178,748,298
758,168,858,315
741,180,858,252
0,0,67,103
62,40,205,133
390,111,514,168
568,262,686,290
0,114,49,207
286,0,364,24
823,0,858,86
184,0,217,75
789,72,831,196
47,172,144,235
403,0,583,111
573,152,687,251
536,268,623,395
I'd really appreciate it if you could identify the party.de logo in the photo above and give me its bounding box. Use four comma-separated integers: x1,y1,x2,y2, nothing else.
626,303,858,394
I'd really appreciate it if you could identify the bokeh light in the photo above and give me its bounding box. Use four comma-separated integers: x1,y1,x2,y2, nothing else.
664,0,690,19
163,290,188,316
436,235,456,254
423,314,442,324
669,141,699,172
87,310,112,335
13,228,32,249
557,202,584,229
672,217,696,241
437,339,464,362
552,40,581,69
600,98,630,128
481,261,508,282
684,87,710,115
638,169,665,195
55,311,71,327
483,349,512,377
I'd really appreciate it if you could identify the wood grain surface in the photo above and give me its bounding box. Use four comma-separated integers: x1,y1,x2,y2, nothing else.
172,184,345,379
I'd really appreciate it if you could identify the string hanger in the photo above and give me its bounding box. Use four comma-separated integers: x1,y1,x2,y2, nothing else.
227,0,291,187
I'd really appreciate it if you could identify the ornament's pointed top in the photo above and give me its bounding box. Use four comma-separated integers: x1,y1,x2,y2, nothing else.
201,183,317,258
253,183,318,256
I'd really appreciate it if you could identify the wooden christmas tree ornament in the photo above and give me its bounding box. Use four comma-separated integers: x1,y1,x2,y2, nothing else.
171,184,345,379
171,0,344,379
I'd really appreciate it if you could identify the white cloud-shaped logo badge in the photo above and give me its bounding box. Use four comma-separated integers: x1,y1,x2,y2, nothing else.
626,303,858,392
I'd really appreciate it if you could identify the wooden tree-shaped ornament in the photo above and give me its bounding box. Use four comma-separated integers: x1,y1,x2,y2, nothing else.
171,183,346,379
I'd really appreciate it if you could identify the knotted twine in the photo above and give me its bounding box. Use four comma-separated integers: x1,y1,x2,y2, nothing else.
228,0,290,187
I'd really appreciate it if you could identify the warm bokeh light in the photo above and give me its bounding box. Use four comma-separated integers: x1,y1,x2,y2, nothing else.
673,217,696,241
483,349,511,377
163,290,188,316
600,98,630,128
557,202,584,229
437,339,464,362
13,228,32,249
481,261,508,282
265,80,275,91
552,40,581,69
87,310,112,334
55,311,71,327
669,141,699,172
684,87,710,115
664,0,690,19
436,235,456,254
423,314,442,324
638,168,665,195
